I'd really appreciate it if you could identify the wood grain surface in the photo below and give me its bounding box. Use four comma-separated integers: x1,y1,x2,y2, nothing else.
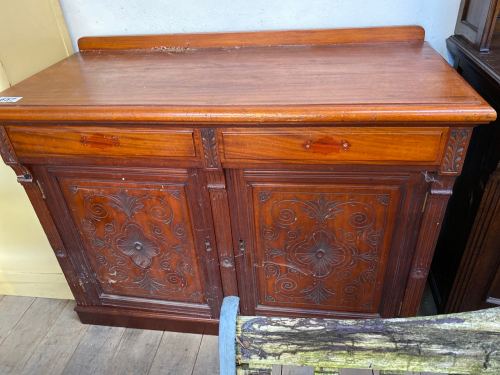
236,307,500,374
148,332,202,375
0,31,494,123
0,296,34,347
7,126,197,159
106,328,163,375
78,26,425,50
0,298,67,374
19,301,89,375
220,127,447,164
191,335,220,375
61,325,126,375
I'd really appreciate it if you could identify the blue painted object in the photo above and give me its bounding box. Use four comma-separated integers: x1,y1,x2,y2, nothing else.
219,296,240,375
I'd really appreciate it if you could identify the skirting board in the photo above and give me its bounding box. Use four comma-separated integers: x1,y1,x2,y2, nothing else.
0,272,73,299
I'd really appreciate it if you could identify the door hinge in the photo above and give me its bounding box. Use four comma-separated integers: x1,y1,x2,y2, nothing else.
398,302,403,317
238,238,246,252
204,237,212,252
422,192,429,213
36,180,46,199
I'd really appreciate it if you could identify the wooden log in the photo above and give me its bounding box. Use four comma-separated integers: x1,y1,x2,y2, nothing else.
234,306,500,374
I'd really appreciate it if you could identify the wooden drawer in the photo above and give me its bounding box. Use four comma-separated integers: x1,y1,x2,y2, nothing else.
6,126,197,159
220,127,448,164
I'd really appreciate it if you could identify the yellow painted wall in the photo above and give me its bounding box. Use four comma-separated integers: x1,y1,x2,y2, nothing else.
0,0,74,298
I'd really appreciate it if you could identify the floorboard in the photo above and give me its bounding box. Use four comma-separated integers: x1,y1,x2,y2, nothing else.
61,324,126,375
282,365,314,374
0,295,34,347
272,365,282,374
0,296,446,375
0,297,67,374
148,331,202,375
106,328,163,375
191,334,219,375
19,301,89,375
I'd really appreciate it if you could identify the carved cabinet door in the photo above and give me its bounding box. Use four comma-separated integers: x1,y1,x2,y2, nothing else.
228,169,427,318
36,165,223,320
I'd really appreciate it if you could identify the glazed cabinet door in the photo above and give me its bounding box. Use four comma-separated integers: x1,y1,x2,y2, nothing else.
227,169,428,319
34,165,223,322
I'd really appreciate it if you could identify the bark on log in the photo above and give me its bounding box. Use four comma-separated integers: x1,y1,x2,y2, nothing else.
235,307,500,374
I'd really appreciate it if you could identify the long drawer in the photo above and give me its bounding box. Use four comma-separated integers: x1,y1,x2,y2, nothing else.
6,126,197,160
219,127,449,164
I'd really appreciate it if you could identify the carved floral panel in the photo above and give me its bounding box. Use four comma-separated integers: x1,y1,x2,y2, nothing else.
62,182,203,302
253,185,399,311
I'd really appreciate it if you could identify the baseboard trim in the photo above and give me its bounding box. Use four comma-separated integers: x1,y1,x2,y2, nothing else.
75,305,219,335
0,272,73,299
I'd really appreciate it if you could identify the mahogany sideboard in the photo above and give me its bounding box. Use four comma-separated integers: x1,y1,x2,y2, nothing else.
0,26,495,334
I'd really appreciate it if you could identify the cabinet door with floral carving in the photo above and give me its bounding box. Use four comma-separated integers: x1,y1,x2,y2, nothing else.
228,169,418,318
45,166,222,319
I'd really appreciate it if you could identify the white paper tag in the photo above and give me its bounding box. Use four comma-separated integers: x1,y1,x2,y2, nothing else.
0,97,22,103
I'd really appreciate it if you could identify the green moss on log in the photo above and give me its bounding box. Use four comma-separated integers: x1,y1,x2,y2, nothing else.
235,307,500,374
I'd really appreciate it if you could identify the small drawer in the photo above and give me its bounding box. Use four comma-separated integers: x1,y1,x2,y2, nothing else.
7,126,197,159
220,127,448,164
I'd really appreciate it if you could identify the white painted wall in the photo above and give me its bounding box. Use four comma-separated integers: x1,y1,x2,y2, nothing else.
0,0,74,299
60,0,461,62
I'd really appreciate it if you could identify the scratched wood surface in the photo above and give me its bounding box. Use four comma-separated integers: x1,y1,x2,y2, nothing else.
0,295,443,375
0,27,494,123
0,43,480,108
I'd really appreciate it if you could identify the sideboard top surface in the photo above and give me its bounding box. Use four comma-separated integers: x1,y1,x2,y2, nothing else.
0,27,495,124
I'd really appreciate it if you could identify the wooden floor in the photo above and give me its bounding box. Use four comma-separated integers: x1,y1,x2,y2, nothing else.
0,295,443,375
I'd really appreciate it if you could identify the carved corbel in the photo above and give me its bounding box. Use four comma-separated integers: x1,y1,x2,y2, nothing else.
440,128,471,175
200,129,220,171
0,125,34,183
0,126,17,164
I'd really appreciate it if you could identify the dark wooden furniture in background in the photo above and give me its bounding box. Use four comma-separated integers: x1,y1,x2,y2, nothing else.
0,26,495,333
430,1,500,313
455,0,500,51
